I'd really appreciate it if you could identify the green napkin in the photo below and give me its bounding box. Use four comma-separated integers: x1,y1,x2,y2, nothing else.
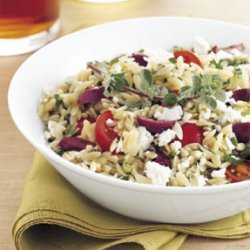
13,152,250,250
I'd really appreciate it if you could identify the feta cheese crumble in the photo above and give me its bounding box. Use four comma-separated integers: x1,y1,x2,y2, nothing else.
145,161,172,186
154,105,183,121
225,91,236,105
216,50,234,61
195,174,207,186
193,36,211,55
106,118,114,126
178,157,192,170
115,139,123,153
137,126,154,150
170,141,182,154
216,100,245,124
144,48,174,65
111,64,122,73
211,168,226,178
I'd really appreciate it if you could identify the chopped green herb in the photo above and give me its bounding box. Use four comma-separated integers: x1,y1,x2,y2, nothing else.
178,74,226,109
192,75,202,94
223,80,230,87
48,137,55,143
109,73,128,92
122,163,133,174
139,69,154,98
55,94,63,108
64,113,71,122
207,96,217,109
137,48,144,53
207,173,213,180
234,67,243,78
120,175,129,181
240,148,250,156
169,57,177,64
224,155,243,165
210,75,223,89
178,98,188,106
206,169,213,179
230,137,238,147
163,93,177,107
141,69,153,86
56,149,64,156
63,125,78,136
214,89,226,102
209,59,223,69
228,58,248,66
157,63,165,68
179,86,192,99
168,152,176,159
151,85,169,97
109,55,122,65
134,155,144,161
122,99,152,110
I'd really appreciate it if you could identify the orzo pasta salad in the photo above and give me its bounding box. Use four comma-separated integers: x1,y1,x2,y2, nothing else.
39,36,250,187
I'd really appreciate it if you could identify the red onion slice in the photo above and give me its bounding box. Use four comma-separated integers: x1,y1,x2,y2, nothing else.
211,43,245,53
59,137,95,151
155,151,171,167
233,122,250,143
78,86,105,105
137,116,175,134
87,64,103,75
232,88,250,102
124,86,150,98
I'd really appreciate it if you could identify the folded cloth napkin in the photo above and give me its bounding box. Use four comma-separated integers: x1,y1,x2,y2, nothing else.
13,152,250,250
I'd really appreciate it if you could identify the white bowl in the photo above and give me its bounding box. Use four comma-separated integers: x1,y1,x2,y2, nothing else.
8,17,250,224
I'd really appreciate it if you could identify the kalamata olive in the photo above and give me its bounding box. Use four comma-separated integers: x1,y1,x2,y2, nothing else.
78,86,104,105
232,122,250,143
59,137,95,151
232,88,250,102
132,53,148,66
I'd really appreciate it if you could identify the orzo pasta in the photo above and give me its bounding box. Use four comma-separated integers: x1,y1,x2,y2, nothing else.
39,37,250,186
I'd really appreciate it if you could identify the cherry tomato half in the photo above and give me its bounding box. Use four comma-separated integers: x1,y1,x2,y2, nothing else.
180,123,204,146
95,110,118,151
174,50,203,68
226,162,250,183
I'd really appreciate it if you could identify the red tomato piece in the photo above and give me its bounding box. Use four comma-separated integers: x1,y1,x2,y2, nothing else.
226,163,250,183
174,50,203,68
95,110,118,151
180,123,204,146
172,89,179,95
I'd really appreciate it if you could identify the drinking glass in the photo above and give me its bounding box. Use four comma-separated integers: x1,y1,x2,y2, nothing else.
0,0,60,56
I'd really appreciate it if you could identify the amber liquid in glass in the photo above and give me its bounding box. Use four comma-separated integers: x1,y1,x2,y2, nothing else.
0,0,59,39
